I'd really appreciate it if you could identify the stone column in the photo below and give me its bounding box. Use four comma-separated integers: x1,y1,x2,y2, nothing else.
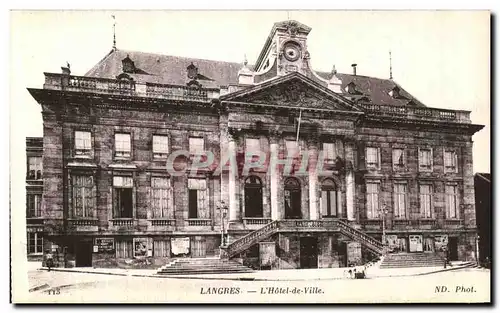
308,139,319,220
269,135,279,220
228,136,238,221
345,141,356,221
219,114,230,226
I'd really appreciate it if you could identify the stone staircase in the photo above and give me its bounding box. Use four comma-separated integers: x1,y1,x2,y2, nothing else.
157,257,254,275
225,219,384,259
379,253,445,268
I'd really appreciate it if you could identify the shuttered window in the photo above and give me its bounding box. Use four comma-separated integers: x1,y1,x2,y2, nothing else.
393,183,407,219
72,175,96,218
116,240,133,258
366,183,379,219
151,178,172,218
445,185,459,219
419,185,432,218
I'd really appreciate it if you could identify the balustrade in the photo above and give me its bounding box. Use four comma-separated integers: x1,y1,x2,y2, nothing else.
362,103,470,123
150,219,175,227
44,73,210,101
187,219,211,226
110,219,134,227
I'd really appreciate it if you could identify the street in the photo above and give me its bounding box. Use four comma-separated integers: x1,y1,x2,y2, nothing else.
19,267,491,303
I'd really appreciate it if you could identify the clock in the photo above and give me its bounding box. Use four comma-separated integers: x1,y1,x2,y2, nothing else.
283,43,301,62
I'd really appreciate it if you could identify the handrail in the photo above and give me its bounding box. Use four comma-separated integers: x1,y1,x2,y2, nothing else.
226,220,278,257
226,219,385,258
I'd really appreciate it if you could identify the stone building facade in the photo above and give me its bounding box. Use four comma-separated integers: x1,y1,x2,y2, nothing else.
28,20,483,269
26,137,44,261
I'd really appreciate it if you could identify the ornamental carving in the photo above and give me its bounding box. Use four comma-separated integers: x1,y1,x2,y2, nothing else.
285,20,300,37
243,81,342,110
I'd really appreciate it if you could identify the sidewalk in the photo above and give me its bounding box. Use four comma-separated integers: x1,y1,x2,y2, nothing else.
37,260,476,281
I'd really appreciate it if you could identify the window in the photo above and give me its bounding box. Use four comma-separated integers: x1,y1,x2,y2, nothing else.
321,179,341,217
419,185,433,218
113,176,134,218
27,194,42,217
27,157,42,180
393,183,407,219
244,176,263,217
188,179,208,219
189,137,204,155
323,143,336,162
392,148,405,169
366,183,379,219
75,131,92,156
152,135,169,159
445,185,460,219
245,138,260,155
366,147,380,169
153,240,170,257
444,150,457,173
27,232,43,254
419,148,433,171
115,133,131,158
116,239,133,258
151,177,172,218
285,140,299,158
72,175,95,218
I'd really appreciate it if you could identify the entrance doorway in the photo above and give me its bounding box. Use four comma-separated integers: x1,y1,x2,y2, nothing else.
448,237,459,261
409,235,423,252
284,177,301,219
75,241,93,267
299,237,318,269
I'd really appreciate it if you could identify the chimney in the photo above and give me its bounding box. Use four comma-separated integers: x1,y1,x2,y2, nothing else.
351,63,357,76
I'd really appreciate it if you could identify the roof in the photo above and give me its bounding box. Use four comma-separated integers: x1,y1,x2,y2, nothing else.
475,173,491,183
85,48,425,107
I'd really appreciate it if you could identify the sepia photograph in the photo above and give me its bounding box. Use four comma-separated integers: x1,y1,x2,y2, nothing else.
9,10,491,303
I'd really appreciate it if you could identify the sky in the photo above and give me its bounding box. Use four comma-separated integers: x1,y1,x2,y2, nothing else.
10,10,490,174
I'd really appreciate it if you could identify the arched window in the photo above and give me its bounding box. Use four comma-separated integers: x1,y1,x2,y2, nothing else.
244,176,263,217
321,179,341,217
284,177,301,219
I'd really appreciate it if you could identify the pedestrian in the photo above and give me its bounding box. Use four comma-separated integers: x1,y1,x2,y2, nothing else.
45,249,54,272
442,247,448,269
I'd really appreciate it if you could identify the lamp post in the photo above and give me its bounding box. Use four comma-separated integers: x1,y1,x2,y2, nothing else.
475,234,480,266
379,204,389,255
217,201,229,247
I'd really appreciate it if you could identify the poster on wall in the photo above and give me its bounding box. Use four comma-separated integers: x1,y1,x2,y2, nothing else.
94,238,115,253
259,242,276,268
133,238,149,258
171,237,190,255
434,235,449,252
386,235,398,252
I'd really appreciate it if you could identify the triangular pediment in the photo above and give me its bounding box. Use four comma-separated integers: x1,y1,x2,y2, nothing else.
220,72,361,112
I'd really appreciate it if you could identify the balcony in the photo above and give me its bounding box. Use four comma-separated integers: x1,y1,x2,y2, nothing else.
68,218,99,232
186,219,211,227
147,219,176,232
362,103,471,124
243,217,272,230
43,73,212,102
277,219,339,231
360,219,382,231
109,218,137,231
441,219,464,229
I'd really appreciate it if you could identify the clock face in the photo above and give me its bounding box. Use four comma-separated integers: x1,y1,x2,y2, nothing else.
284,43,301,62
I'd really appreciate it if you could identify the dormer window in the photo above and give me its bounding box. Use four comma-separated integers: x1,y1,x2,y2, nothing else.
345,82,358,95
389,86,401,99
122,55,136,74
407,99,418,106
187,63,198,80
